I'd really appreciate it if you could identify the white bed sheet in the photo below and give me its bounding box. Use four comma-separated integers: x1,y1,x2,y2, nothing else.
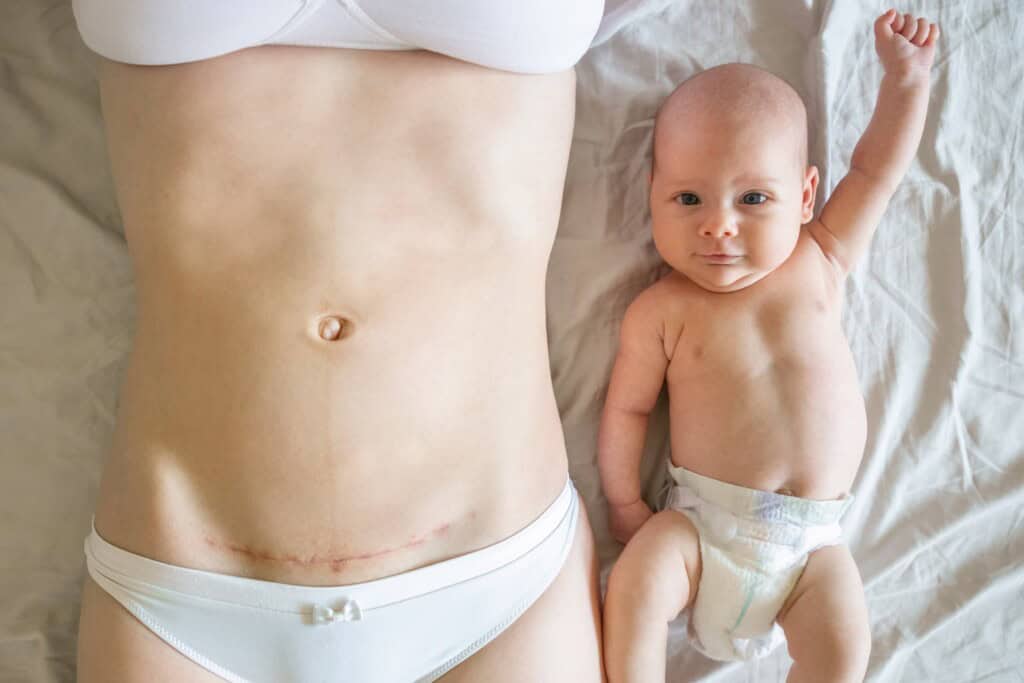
1,1,1022,681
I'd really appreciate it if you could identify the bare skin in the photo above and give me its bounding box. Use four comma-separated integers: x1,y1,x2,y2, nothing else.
600,10,938,682
75,46,603,681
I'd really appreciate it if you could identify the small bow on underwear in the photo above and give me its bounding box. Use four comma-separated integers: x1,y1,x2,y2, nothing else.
311,598,363,624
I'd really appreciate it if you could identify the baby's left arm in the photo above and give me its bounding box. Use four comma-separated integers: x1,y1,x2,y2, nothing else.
811,9,939,274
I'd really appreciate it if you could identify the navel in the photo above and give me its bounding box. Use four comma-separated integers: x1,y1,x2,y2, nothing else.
315,315,352,342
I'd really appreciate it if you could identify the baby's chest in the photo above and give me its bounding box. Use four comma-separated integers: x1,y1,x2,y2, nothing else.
669,281,843,381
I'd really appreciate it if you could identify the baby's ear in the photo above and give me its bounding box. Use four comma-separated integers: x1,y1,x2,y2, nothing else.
801,165,820,223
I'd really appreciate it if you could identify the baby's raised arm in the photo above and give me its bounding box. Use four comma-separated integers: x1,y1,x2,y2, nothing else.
811,9,939,274
598,286,670,544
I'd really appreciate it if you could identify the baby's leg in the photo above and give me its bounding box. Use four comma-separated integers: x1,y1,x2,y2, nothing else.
603,510,701,683
777,544,871,683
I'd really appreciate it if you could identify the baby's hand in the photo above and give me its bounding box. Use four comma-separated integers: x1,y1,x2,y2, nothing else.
608,498,654,545
874,9,939,82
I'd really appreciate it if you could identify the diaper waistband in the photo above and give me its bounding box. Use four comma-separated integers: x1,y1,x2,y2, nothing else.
667,463,852,526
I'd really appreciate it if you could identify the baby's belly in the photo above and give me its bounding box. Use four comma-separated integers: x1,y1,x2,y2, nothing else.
667,352,867,500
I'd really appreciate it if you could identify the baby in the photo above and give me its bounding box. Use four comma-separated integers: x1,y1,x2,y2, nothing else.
598,10,938,683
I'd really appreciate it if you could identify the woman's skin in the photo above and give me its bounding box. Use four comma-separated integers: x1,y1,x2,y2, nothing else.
76,45,604,681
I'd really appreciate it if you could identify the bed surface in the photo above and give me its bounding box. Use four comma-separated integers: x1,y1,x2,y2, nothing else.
2,1,1022,680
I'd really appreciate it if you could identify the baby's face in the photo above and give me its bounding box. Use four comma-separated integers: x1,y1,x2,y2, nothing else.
649,118,817,293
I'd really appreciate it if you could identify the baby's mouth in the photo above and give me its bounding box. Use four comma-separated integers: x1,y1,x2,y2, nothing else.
699,253,743,264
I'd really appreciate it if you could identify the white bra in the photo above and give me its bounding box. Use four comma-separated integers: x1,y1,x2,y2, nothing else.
71,0,605,74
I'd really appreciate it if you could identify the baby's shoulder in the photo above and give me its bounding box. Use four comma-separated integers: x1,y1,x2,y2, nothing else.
656,270,699,306
621,272,688,339
632,271,690,313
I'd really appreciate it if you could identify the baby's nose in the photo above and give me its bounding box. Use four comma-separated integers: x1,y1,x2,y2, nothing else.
701,214,737,238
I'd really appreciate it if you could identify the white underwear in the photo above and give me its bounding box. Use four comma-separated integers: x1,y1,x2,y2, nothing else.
665,464,853,662
71,0,605,73
83,479,579,683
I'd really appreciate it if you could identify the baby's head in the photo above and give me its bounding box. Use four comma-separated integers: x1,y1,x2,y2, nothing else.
649,63,818,292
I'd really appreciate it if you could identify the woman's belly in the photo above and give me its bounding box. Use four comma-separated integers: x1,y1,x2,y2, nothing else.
92,47,575,585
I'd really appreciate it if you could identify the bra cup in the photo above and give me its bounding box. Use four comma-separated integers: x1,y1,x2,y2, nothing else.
71,0,305,65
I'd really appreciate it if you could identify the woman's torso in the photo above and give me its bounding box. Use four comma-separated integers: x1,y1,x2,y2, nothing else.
661,233,867,500
93,46,578,585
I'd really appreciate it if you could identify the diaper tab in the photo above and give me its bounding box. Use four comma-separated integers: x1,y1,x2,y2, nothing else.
667,464,852,527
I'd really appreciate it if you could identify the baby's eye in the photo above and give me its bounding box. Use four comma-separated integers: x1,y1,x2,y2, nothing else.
676,193,700,206
741,192,768,205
